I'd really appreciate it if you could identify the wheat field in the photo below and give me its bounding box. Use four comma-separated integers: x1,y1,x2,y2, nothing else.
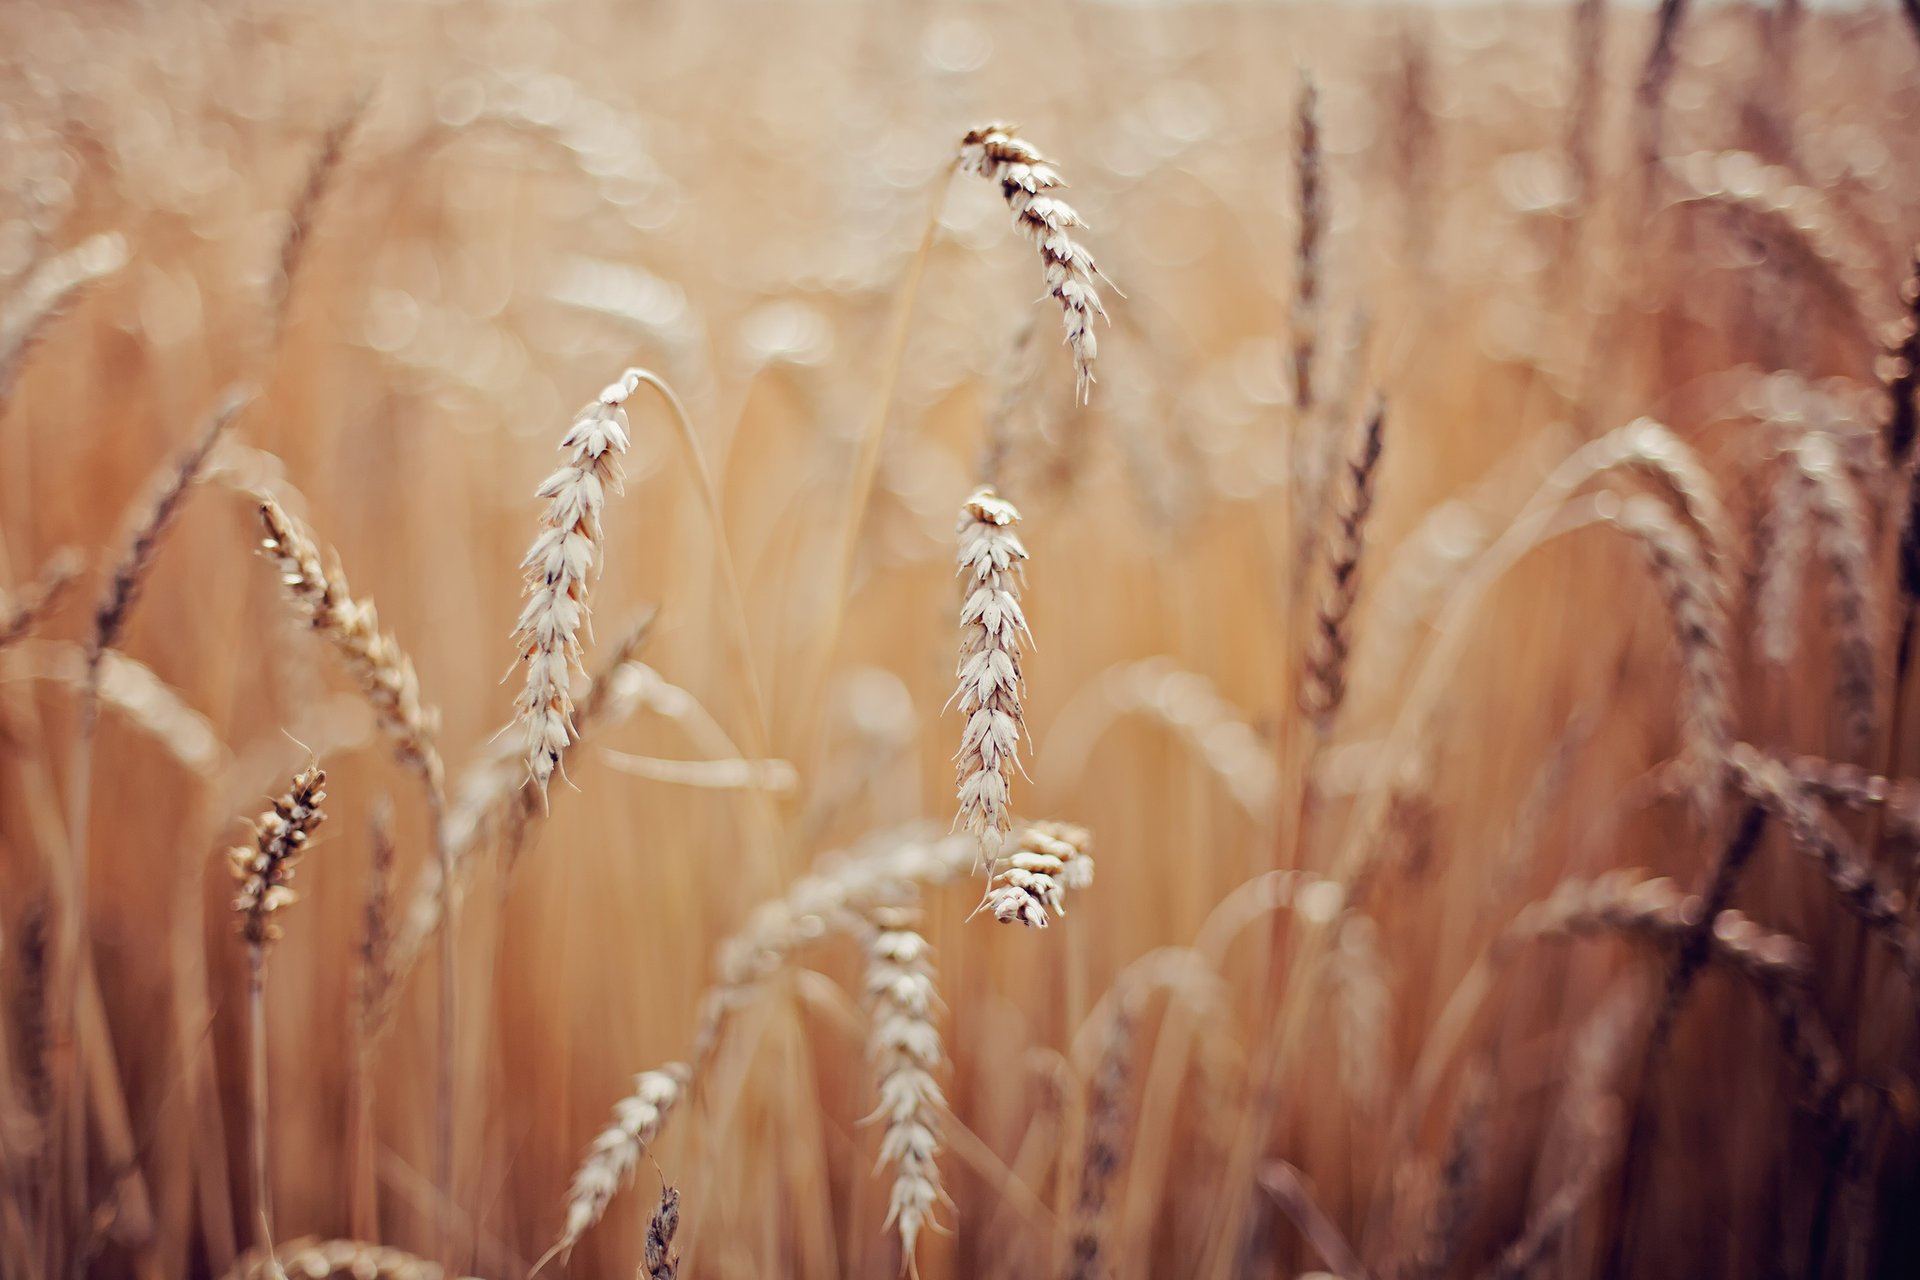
2,0,1920,1277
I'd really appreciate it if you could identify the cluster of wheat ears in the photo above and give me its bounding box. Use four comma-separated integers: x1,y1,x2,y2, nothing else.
4,0,1920,1277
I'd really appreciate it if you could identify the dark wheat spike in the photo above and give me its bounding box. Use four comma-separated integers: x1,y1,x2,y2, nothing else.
1301,398,1387,731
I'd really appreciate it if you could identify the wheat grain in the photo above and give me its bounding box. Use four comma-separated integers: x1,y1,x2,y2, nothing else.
1301,399,1386,731
513,369,637,797
957,124,1111,402
954,486,1031,868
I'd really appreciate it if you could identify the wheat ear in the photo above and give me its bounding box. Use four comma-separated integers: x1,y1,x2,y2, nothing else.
958,124,1111,402
645,1186,681,1280
982,822,1096,928
1782,752,1920,846
954,486,1031,869
1793,434,1882,753
513,370,634,798
1292,74,1323,418
256,495,443,791
865,917,947,1272
268,90,369,341
1301,399,1387,731
1604,495,1732,817
1065,1001,1132,1280
225,763,328,1249
543,1065,692,1270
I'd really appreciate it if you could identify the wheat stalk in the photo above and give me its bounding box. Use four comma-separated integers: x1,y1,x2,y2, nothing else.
1756,442,1813,667
513,370,635,798
954,486,1032,869
1301,400,1386,731
958,124,1112,402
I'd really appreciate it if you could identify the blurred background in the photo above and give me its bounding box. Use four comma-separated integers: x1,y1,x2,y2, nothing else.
2,0,1920,1276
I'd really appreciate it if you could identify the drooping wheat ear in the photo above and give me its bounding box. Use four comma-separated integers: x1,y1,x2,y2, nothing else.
227,762,327,1248
1783,752,1920,846
957,124,1111,402
546,1064,691,1267
1613,419,1732,606
1065,1002,1132,1280
513,370,635,797
1663,153,1882,327
645,1185,681,1280
1756,443,1813,667
1881,246,1920,466
0,549,77,651
0,231,128,413
982,822,1095,928
1727,744,1914,975
1792,434,1881,753
268,90,369,342
227,1237,478,1280
1301,399,1386,731
1074,658,1275,817
92,389,253,673
954,486,1031,868
1604,495,1732,818
864,917,947,1272
257,495,443,793
1292,74,1323,417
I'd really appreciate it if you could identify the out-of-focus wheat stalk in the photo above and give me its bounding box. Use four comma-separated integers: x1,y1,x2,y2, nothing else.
1291,75,1323,421
267,90,369,344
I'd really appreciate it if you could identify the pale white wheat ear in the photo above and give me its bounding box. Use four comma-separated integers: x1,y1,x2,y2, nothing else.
537,1063,691,1274
982,822,1095,928
514,370,635,797
954,487,1031,870
864,914,947,1273
958,123,1111,401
